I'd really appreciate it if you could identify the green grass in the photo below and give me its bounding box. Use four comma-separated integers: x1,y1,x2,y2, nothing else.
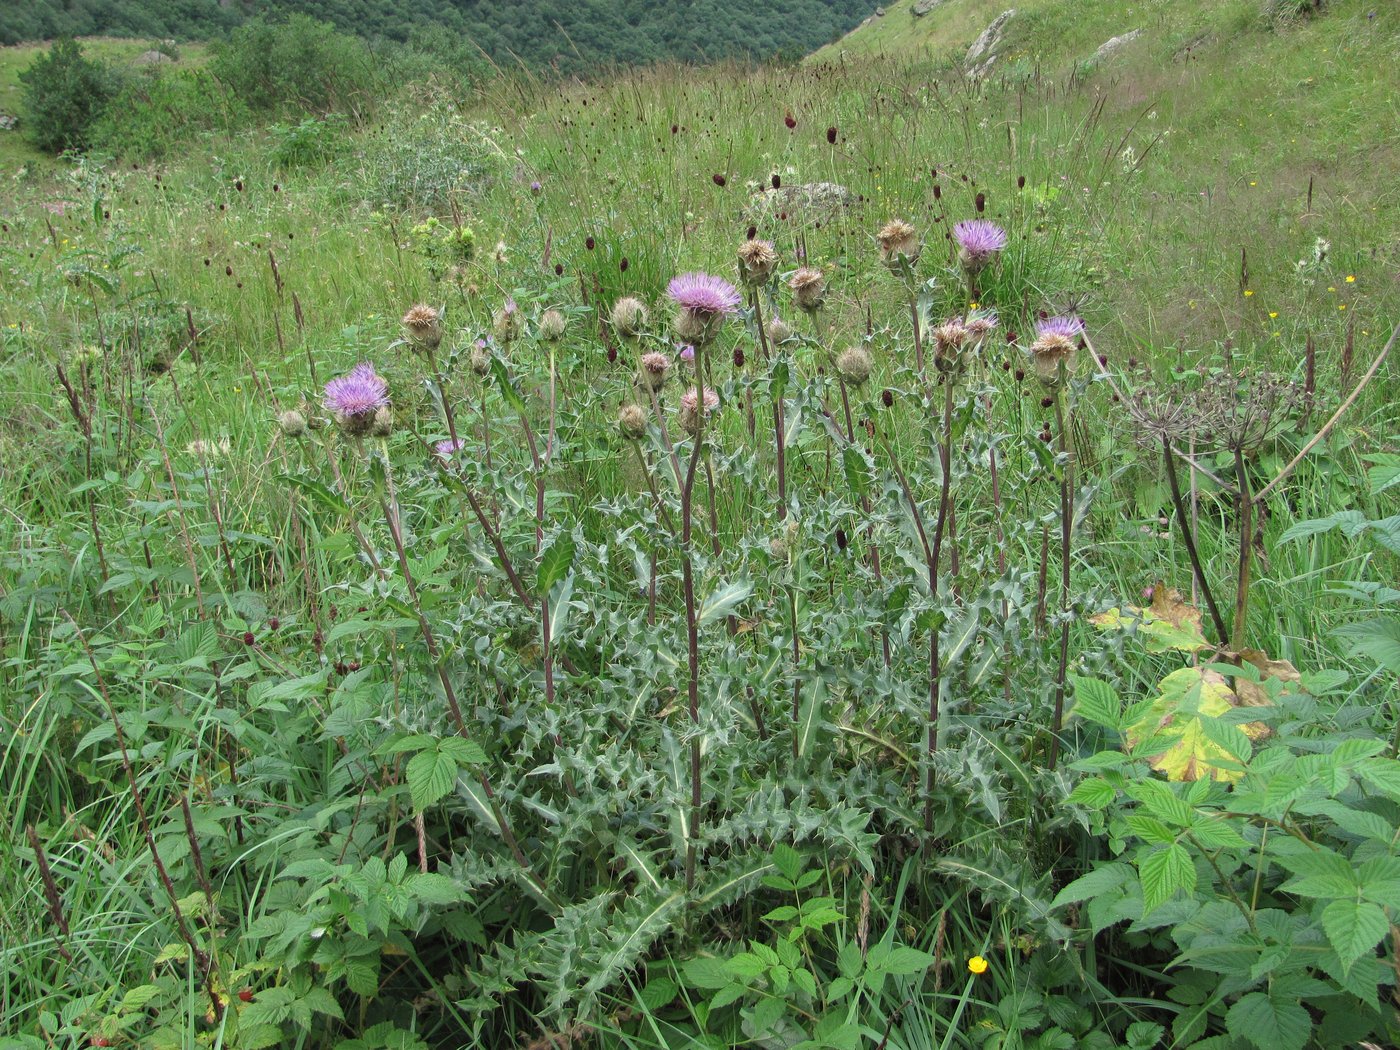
0,4,1396,1046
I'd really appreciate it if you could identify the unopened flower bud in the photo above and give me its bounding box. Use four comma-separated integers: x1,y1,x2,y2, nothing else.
371,405,394,437
279,409,308,437
618,403,648,439
539,309,567,342
836,346,874,386
637,351,671,392
788,267,827,313
611,297,649,338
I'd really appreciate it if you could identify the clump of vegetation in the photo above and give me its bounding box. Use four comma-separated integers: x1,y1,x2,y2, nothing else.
18,38,121,153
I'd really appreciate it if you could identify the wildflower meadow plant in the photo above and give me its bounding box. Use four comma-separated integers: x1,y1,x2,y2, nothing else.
324,362,389,437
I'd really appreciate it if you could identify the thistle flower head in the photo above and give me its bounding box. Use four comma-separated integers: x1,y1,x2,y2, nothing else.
324,363,390,437
539,308,567,342
610,296,649,338
964,310,999,340
788,267,827,312
668,272,740,345
1028,315,1085,387
637,351,672,392
737,239,779,286
766,315,793,345
678,344,696,366
678,385,720,435
401,303,442,350
435,437,466,462
492,298,522,343
933,320,970,376
836,346,874,387
371,405,394,438
278,409,308,438
877,219,921,270
469,341,492,376
617,403,648,440
953,220,1007,273
667,272,742,317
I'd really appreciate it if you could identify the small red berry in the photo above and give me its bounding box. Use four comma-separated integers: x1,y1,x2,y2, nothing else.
712,173,727,187
242,631,255,646
784,112,796,129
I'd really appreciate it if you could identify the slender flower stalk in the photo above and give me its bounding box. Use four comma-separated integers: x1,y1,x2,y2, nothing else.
1048,382,1074,771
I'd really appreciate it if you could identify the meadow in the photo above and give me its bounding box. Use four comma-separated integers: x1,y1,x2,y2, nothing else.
0,1,1397,1047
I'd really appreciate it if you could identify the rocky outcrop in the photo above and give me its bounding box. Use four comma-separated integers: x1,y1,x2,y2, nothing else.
966,9,1015,77
745,182,854,224
911,0,944,15
1091,29,1142,64
136,49,174,65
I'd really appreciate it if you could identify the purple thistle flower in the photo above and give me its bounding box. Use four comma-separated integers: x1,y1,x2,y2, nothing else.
1035,315,1085,340
435,437,466,462
667,272,742,317
325,363,389,417
952,219,1008,271
678,344,696,364
530,180,542,195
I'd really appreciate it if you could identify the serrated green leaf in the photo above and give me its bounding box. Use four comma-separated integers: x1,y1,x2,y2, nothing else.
699,577,753,626
1225,991,1311,1050
1139,844,1194,916
1069,676,1121,729
537,533,576,594
1320,898,1387,974
406,749,456,810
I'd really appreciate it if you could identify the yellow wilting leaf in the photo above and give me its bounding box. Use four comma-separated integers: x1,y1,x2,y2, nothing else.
1124,668,1252,782
1088,583,1209,654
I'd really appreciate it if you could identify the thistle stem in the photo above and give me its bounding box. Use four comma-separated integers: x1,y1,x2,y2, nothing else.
1163,438,1229,644
1232,446,1254,653
1048,388,1073,771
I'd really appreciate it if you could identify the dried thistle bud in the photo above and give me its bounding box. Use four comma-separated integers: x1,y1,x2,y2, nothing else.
766,316,793,345
933,320,969,375
470,343,492,375
738,239,779,286
678,386,720,435
539,309,567,342
610,296,649,338
788,267,827,313
637,351,671,392
401,303,442,350
492,299,523,343
371,405,394,437
618,403,648,439
877,219,921,271
278,409,308,438
836,346,874,387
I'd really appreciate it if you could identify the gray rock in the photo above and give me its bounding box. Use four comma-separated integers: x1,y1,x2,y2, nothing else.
966,8,1015,72
912,0,944,15
745,182,854,224
874,5,885,15
1092,28,1142,63
136,50,174,65
0,114,17,131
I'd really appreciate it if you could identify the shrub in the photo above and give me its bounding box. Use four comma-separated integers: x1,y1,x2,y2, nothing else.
208,14,384,120
268,113,349,169
18,38,121,154
91,69,246,162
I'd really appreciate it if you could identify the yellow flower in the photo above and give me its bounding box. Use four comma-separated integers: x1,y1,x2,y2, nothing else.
1339,304,1347,311
1269,312,1278,319
968,956,989,975
1243,290,1254,297
1345,275,1355,283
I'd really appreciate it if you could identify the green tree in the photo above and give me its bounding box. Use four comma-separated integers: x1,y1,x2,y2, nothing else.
18,38,119,154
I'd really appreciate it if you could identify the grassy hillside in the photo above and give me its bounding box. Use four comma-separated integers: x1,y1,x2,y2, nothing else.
0,3,1397,1047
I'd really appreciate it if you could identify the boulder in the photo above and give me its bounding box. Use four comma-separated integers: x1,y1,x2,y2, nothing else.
912,0,944,15
744,182,854,224
1092,28,1142,63
966,8,1015,74
136,50,174,65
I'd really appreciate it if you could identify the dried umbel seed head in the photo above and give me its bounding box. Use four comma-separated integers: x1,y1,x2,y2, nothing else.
737,238,779,286
401,303,442,350
493,299,523,343
539,309,567,342
933,320,969,375
324,363,390,438
618,403,648,439
610,296,649,338
636,351,672,391
278,409,308,438
836,346,874,387
678,385,720,435
766,315,793,345
788,267,827,313
1027,316,1085,387
952,219,1007,274
877,219,921,271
